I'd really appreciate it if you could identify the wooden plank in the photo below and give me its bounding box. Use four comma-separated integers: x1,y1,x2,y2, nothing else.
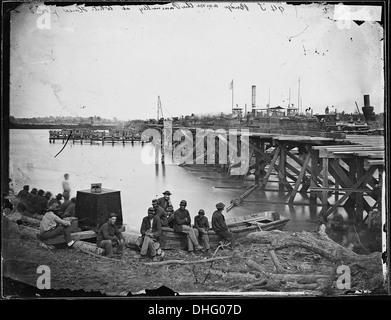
334,159,340,201
322,165,377,218
329,158,353,188
273,164,297,182
354,152,384,158
310,149,320,204
356,157,365,222
322,158,329,206
279,144,286,191
317,146,383,158
282,144,326,183
288,152,311,203
310,187,372,193
365,159,384,166
261,146,280,188
273,163,293,192
41,230,97,245
312,144,372,150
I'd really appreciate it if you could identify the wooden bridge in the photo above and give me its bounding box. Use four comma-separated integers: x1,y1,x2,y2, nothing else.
167,129,385,222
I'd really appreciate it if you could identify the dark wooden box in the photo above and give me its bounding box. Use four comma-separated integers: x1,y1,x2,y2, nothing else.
75,188,123,231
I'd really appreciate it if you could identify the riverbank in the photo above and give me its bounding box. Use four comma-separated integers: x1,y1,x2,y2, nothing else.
2,210,386,298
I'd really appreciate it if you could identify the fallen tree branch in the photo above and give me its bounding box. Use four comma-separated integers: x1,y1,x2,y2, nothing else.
268,248,285,273
244,230,386,293
143,256,231,266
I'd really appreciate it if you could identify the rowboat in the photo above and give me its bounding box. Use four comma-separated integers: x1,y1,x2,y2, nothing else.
159,211,290,250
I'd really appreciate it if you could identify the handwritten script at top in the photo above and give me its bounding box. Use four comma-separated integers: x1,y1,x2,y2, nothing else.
59,3,285,15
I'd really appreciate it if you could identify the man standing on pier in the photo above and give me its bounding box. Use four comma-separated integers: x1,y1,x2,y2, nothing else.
212,202,236,249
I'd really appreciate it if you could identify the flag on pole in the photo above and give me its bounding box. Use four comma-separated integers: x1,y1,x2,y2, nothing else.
229,79,233,90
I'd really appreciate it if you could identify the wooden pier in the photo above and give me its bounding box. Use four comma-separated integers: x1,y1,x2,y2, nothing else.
49,129,148,144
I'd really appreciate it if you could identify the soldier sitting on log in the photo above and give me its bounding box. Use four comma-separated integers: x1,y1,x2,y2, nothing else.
157,190,172,211
135,207,162,261
38,209,75,248
96,213,125,256
173,200,204,254
166,206,175,228
193,209,210,253
212,202,236,250
152,199,166,219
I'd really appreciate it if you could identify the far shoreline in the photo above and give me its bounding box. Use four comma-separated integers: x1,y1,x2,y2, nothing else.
9,123,118,130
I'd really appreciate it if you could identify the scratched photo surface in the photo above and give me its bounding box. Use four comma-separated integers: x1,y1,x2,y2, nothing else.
3,1,387,300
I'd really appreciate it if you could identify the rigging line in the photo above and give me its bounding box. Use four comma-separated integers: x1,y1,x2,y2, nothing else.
54,130,73,158
162,104,174,118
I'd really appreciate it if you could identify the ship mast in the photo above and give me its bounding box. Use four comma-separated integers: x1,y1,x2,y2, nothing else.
298,77,301,114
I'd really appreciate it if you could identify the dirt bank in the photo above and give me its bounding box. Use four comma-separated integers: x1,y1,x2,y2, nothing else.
2,212,387,298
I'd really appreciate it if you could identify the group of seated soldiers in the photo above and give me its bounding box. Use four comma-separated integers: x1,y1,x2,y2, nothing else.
134,190,236,261
15,185,76,219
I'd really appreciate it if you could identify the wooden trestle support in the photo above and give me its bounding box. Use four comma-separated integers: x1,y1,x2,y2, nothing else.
244,135,385,222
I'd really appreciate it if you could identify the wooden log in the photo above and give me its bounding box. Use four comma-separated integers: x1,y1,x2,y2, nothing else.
246,259,329,283
245,259,269,277
227,184,258,212
143,256,231,266
243,230,385,292
5,216,105,255
72,240,104,255
42,230,96,245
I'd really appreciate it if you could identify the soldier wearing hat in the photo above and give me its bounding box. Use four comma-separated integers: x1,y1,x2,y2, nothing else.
173,200,203,254
194,209,210,252
135,207,162,261
165,205,175,228
152,198,166,219
157,190,172,211
96,213,125,256
212,202,236,249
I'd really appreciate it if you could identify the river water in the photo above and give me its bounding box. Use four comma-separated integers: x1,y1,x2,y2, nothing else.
9,129,342,232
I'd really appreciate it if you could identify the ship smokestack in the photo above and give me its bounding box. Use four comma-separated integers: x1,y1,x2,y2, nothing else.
362,94,374,122
252,85,256,115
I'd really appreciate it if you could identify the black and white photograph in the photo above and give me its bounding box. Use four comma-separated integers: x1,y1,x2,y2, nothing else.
1,0,389,304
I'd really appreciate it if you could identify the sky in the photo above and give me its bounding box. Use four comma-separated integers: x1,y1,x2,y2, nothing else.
10,2,384,120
